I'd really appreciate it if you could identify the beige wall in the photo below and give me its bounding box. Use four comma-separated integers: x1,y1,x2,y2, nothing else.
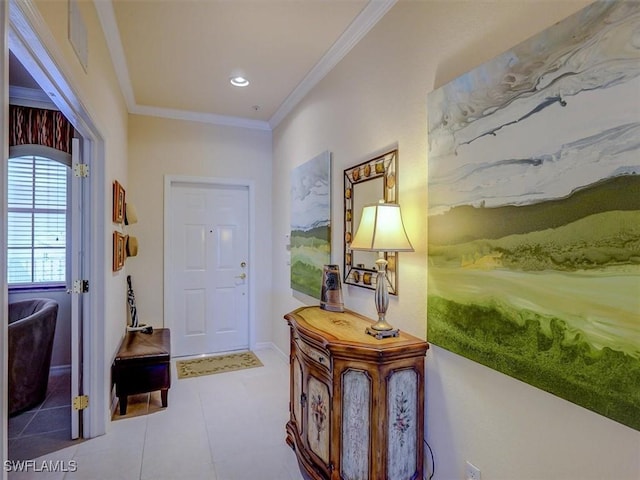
127,115,273,345
272,2,640,479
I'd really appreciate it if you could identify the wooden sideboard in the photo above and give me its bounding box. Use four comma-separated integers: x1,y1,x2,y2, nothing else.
285,306,429,480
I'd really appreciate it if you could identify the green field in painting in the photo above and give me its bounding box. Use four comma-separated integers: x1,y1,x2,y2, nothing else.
427,178,640,430
427,295,640,431
290,226,330,299
428,175,640,246
429,210,640,272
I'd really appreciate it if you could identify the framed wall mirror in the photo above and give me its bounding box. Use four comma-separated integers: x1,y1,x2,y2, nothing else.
344,149,398,294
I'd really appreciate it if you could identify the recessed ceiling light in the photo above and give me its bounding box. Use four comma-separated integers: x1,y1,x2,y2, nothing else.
230,76,249,87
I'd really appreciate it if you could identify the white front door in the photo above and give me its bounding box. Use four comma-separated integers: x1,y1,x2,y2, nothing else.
168,181,250,357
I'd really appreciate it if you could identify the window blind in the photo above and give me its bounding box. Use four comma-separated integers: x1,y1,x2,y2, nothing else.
8,155,68,285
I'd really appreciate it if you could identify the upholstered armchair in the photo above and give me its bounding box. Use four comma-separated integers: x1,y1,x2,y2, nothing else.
8,298,59,415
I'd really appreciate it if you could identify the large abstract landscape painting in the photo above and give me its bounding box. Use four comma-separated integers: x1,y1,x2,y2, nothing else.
291,151,331,299
427,1,640,431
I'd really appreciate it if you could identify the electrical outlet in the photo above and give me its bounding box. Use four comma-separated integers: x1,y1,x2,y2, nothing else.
465,461,481,480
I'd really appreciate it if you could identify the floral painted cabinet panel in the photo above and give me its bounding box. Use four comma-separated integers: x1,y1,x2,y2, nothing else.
292,357,303,434
285,306,428,480
387,369,418,478
341,369,371,479
308,376,330,464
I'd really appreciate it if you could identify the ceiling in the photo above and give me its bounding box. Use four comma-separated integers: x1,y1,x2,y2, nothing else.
94,0,395,130
9,1,395,131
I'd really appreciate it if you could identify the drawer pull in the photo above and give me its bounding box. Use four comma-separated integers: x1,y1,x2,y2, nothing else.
294,337,329,368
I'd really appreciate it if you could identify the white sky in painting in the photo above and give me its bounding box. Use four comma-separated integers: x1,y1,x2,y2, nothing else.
427,1,640,215
290,151,330,231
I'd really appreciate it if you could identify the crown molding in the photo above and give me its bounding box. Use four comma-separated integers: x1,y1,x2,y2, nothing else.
95,0,395,132
131,104,272,131
268,0,397,129
93,0,136,111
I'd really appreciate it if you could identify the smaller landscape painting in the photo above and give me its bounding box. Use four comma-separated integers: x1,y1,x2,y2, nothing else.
291,151,331,299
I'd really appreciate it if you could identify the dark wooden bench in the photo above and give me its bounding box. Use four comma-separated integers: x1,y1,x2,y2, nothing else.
112,328,171,415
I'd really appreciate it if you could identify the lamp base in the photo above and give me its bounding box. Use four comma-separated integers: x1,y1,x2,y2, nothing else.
365,326,399,339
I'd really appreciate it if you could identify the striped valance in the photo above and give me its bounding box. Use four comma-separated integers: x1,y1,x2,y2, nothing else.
9,105,73,154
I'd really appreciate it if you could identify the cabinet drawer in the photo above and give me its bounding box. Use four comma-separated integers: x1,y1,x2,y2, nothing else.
294,335,330,370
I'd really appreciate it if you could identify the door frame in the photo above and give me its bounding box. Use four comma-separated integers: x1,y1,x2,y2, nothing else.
5,0,107,441
164,175,256,355
1,1,9,472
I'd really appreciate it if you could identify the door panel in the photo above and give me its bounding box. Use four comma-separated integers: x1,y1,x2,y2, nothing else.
170,182,249,356
173,189,208,354
69,138,82,439
184,289,206,335
185,224,206,269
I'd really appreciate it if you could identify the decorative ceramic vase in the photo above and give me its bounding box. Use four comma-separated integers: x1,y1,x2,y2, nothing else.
320,264,344,312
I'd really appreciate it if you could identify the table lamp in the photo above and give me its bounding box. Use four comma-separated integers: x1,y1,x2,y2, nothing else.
350,201,414,338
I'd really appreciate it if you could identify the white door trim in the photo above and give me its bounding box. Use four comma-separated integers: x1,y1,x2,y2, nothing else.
1,1,9,473
7,0,107,439
164,175,257,353
70,138,81,439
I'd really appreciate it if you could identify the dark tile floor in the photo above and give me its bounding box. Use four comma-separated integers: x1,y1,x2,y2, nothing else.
8,367,82,461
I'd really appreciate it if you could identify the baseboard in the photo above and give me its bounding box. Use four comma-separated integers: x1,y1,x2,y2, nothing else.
253,341,272,351
50,364,71,374
254,341,288,363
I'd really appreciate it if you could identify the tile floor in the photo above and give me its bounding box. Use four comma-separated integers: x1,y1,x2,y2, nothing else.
8,367,78,462
7,348,304,480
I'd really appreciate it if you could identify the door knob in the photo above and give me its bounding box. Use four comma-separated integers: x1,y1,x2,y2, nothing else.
235,273,247,280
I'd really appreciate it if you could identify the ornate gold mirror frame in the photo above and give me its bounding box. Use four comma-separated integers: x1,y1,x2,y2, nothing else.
343,149,398,294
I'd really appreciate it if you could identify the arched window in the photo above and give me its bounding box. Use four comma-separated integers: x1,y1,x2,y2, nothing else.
7,147,70,287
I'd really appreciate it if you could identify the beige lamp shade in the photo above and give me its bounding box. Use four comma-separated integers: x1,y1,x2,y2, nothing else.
350,202,414,252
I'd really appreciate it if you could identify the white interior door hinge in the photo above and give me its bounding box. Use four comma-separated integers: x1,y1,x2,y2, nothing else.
72,395,89,410
73,163,89,178
69,279,89,294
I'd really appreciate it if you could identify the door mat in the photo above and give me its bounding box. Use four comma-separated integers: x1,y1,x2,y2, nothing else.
176,351,263,379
